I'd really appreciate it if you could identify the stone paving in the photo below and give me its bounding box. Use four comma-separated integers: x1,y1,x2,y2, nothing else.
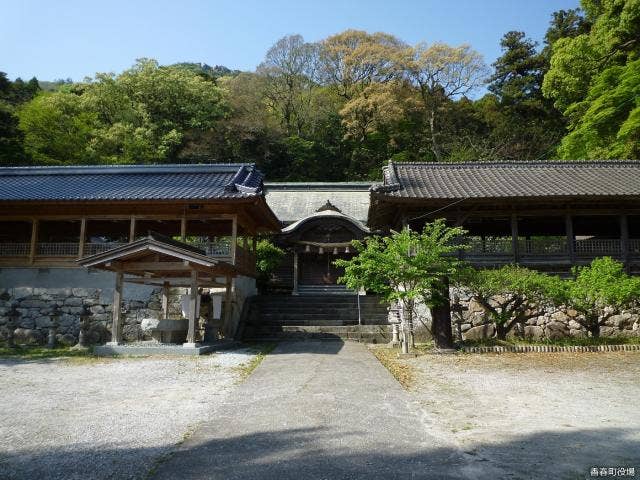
152,341,473,480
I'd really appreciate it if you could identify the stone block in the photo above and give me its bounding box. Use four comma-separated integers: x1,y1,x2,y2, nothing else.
599,326,617,337
11,287,33,299
551,311,569,323
122,324,143,342
64,297,84,307
524,325,544,340
18,318,35,329
71,288,94,297
14,328,43,345
569,329,586,338
20,299,47,309
568,320,583,331
56,333,76,346
35,316,52,328
89,305,104,314
463,323,495,341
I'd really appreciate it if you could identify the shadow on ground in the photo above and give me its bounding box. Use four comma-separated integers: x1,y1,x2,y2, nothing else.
2,426,637,480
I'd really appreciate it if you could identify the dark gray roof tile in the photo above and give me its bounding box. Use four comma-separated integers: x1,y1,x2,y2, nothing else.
372,161,640,199
0,163,264,202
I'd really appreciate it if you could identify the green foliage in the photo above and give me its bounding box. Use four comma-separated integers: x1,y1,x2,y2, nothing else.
16,59,226,165
557,59,640,159
557,257,640,337
459,265,563,339
255,239,285,288
543,0,640,158
336,220,467,309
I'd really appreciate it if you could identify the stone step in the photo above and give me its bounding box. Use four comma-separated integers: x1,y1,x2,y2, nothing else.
242,325,391,343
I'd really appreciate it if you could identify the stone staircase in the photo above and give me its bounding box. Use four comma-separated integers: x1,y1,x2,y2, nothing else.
240,293,390,343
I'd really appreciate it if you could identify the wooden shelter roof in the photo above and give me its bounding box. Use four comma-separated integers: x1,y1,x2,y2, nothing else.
77,234,236,287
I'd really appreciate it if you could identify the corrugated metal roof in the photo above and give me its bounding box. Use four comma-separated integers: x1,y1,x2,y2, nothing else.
372,161,640,199
265,183,371,223
0,163,264,201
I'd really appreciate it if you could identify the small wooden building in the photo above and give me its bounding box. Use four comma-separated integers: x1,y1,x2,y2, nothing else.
369,160,640,274
0,163,280,349
265,182,371,294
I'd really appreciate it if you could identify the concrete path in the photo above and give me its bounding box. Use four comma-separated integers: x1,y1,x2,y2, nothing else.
152,341,474,480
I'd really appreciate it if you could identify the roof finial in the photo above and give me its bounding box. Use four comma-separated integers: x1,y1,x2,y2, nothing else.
316,199,341,213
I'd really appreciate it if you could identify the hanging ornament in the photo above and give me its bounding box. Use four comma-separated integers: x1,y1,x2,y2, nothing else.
345,246,350,254
333,247,338,255
305,244,310,253
318,247,324,254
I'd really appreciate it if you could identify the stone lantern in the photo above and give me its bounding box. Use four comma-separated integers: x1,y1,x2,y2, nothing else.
5,304,20,348
75,304,92,349
46,304,61,349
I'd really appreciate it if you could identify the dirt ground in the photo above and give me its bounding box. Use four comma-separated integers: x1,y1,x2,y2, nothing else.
400,351,640,479
0,349,258,480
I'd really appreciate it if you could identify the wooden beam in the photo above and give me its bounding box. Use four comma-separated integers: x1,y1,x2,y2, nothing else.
29,219,38,264
107,270,124,345
161,281,170,320
511,213,519,264
78,217,87,259
180,216,187,242
230,216,237,265
129,216,136,243
621,214,629,270
292,249,299,295
565,214,575,265
185,269,198,346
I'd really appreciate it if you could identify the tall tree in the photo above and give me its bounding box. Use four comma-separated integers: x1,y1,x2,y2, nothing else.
406,43,487,161
336,220,467,349
543,0,639,159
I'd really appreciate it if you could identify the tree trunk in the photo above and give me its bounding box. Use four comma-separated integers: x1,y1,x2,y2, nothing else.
428,109,442,162
430,278,453,349
495,323,508,340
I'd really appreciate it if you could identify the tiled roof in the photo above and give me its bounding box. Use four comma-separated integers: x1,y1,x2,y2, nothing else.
265,183,371,223
0,163,264,202
372,161,640,199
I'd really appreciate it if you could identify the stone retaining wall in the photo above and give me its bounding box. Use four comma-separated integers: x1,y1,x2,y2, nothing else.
0,286,172,346
0,268,257,347
453,290,640,341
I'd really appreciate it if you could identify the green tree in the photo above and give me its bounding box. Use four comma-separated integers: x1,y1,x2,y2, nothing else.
543,0,640,158
16,59,227,165
335,220,467,349
459,265,563,340
557,257,640,337
255,239,285,292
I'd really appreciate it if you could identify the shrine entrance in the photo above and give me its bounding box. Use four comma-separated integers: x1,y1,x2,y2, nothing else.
271,200,370,294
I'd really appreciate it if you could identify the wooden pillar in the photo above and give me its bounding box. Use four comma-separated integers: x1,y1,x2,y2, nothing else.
107,270,124,345
29,219,38,264
620,214,629,270
510,213,519,264
565,214,575,265
129,216,136,243
161,281,170,320
184,270,198,346
230,216,237,265
180,216,187,242
222,276,233,338
78,217,87,259
292,249,299,295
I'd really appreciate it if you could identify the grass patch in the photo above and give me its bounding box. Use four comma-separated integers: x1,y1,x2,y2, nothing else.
371,346,414,389
461,335,640,348
0,345,94,360
236,343,276,380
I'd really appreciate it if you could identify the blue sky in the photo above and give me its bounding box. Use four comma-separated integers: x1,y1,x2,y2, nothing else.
2,0,580,82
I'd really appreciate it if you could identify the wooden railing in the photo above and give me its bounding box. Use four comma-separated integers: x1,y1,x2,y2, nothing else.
83,242,128,256
0,243,30,256
467,237,513,255
37,242,79,256
519,237,567,255
574,239,621,254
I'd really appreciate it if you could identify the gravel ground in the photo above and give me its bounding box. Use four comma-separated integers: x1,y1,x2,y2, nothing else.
402,351,640,479
0,348,258,480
